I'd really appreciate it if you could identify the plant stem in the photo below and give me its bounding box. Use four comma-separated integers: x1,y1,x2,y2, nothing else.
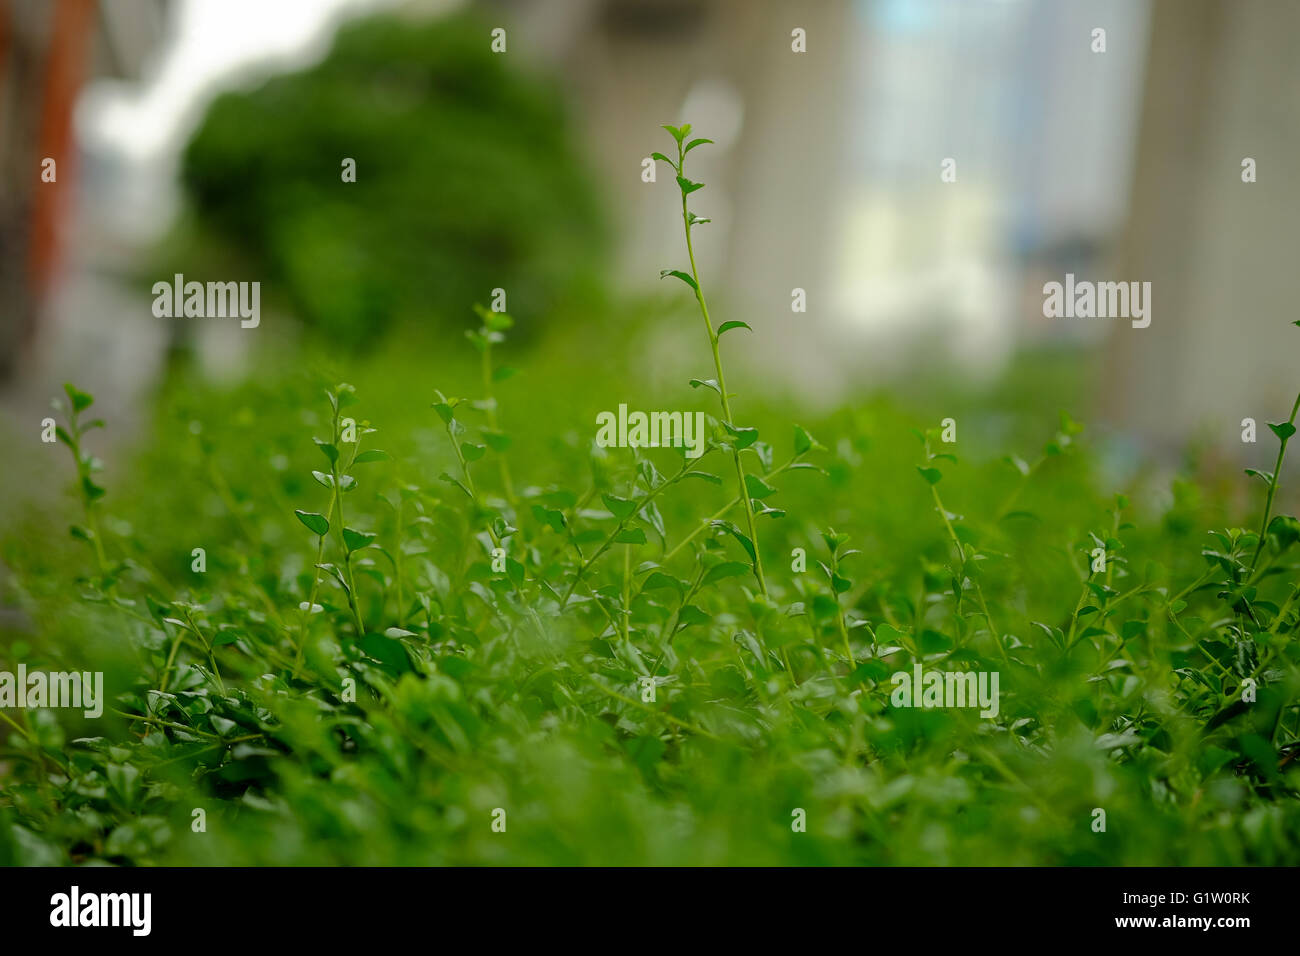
158,625,186,694
65,410,110,576
585,674,719,741
647,562,707,677
330,417,366,636
621,544,632,643
1266,584,1300,637
831,551,855,667
0,709,32,741
183,607,226,696
481,337,515,504
446,415,548,643
1249,389,1300,575
662,454,803,564
394,494,406,626
294,519,330,676
677,141,767,597
930,482,1009,666
559,455,700,609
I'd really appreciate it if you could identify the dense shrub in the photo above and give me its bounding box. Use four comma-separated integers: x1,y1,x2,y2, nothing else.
2,128,1298,867
169,11,606,349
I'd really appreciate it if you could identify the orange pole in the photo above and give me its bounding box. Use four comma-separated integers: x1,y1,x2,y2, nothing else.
29,0,96,295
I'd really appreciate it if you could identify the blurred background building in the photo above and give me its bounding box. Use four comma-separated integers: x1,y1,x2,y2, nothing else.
1,0,1297,456
0,0,166,380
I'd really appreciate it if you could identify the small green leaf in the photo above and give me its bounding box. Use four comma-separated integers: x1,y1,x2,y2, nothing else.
703,561,750,586
689,378,721,394
744,474,777,499
680,471,722,485
660,269,698,291
684,137,714,153
639,459,665,490
106,763,140,806
461,442,487,462
353,449,389,464
1267,514,1300,548
711,520,756,562
676,605,712,628
642,572,684,594
439,471,473,499
602,494,639,521
1267,421,1297,442
82,476,106,501
358,633,408,673
724,423,758,449
342,528,376,553
483,430,512,452
483,310,513,332
531,505,566,533
716,321,751,336
314,439,339,465
821,530,850,554
317,563,350,594
506,557,526,589
614,528,647,545
916,466,943,485
793,424,824,456
661,124,687,144
64,383,93,413
294,510,329,536
676,175,704,195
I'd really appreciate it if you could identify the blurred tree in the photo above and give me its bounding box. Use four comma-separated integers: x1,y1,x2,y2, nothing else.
171,10,606,350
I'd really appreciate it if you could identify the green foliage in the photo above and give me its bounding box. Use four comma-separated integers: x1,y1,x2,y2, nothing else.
169,11,606,349
3,129,1300,867
657,126,771,596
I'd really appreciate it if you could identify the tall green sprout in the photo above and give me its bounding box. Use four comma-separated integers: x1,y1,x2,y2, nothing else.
657,123,768,596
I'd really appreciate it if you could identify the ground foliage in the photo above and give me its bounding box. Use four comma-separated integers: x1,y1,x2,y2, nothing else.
2,129,1299,866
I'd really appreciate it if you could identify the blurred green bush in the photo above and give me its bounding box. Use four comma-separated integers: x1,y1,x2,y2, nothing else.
169,10,607,349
